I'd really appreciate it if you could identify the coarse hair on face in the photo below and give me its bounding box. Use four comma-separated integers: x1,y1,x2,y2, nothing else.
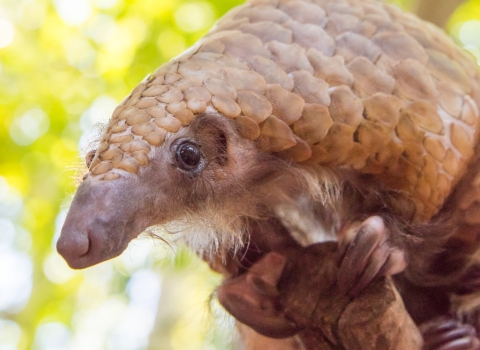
80,113,342,261
147,153,342,261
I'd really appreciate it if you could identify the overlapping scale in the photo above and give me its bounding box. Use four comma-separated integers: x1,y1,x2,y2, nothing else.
87,0,480,223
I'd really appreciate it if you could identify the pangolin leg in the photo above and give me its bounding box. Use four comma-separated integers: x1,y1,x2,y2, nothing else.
337,216,407,296
216,252,300,339
448,264,480,339
420,316,480,350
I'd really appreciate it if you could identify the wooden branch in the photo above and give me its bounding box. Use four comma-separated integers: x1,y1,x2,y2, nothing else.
412,0,465,28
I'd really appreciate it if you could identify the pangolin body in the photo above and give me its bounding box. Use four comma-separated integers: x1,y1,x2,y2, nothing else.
59,0,480,347
89,0,480,225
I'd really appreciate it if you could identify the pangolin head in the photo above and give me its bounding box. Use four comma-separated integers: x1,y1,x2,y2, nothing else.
85,0,480,222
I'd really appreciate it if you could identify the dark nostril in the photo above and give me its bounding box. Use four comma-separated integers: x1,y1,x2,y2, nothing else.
80,236,92,258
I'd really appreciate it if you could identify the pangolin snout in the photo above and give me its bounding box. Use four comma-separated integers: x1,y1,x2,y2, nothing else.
57,216,127,269
56,226,90,269
57,177,144,269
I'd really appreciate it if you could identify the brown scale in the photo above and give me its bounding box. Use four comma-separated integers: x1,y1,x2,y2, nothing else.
87,0,480,226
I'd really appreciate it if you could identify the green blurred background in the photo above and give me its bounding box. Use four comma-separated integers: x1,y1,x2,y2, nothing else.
0,0,479,349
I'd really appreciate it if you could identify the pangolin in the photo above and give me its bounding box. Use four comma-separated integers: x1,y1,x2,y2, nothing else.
57,0,480,348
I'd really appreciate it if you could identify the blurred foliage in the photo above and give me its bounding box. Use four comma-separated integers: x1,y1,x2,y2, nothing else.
0,0,479,349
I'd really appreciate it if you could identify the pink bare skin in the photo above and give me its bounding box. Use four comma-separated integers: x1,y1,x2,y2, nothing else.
57,173,164,268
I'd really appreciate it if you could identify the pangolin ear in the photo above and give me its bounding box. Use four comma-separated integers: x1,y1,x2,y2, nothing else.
85,149,97,168
188,114,231,166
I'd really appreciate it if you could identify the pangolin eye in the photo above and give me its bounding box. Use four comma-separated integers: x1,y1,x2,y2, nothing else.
176,142,201,170
85,149,96,168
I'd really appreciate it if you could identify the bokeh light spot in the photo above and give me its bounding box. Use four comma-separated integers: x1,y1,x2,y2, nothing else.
95,19,145,73
459,20,480,47
127,269,161,305
43,252,77,284
122,18,147,46
54,0,93,26
34,322,72,350
0,319,22,350
20,2,47,30
0,20,15,48
175,2,214,33
120,240,157,273
13,226,32,252
71,297,127,350
94,0,119,9
65,38,97,70
0,246,33,313
107,270,160,350
157,28,186,58
86,14,116,44
9,107,50,146
0,177,23,218
0,218,15,246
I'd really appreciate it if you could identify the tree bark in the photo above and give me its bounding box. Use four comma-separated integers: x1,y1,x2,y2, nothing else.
412,0,465,28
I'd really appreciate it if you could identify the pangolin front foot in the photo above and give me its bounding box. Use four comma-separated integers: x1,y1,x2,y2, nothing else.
216,252,300,338
420,316,480,350
337,216,407,296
